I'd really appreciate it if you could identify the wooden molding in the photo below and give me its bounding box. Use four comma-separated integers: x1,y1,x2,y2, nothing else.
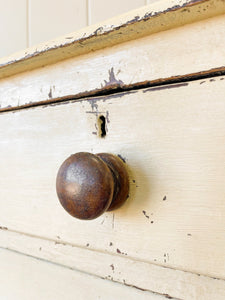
0,0,225,79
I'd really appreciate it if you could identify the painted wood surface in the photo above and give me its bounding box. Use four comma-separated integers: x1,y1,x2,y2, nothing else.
0,229,224,300
1,12,225,111
0,248,165,300
1,0,154,56
0,76,225,292
0,0,224,80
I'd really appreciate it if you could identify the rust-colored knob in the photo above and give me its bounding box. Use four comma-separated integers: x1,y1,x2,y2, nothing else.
56,152,129,220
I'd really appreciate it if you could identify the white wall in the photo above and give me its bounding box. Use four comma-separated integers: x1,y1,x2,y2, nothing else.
0,0,159,58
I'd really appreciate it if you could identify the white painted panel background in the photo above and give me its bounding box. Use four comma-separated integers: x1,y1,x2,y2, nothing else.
88,0,146,24
0,0,156,58
0,0,27,57
29,0,87,46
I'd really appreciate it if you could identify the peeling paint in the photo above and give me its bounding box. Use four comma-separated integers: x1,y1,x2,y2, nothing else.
142,210,150,219
103,68,124,87
48,87,52,98
0,0,224,85
1,69,225,113
0,226,8,230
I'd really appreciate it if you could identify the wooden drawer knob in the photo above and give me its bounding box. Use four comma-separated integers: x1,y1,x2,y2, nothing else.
56,152,129,220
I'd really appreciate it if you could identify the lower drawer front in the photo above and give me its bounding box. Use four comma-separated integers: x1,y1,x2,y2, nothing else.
0,76,225,297
0,248,160,300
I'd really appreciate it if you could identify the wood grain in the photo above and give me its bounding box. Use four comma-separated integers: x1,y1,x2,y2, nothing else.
0,77,225,287
1,13,225,111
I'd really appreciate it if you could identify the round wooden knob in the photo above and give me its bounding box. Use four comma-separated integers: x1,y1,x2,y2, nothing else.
56,152,129,220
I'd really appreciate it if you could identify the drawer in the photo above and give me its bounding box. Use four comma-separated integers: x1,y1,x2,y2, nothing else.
0,249,161,300
0,0,225,112
0,76,225,299
1,1,225,298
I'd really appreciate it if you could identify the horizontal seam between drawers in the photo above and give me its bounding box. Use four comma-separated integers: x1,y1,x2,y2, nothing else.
1,65,225,114
0,226,224,283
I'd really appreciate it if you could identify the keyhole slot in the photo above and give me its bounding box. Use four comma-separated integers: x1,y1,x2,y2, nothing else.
98,115,106,138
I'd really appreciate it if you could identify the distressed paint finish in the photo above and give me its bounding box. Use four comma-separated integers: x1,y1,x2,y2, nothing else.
0,0,225,80
0,249,164,300
1,232,225,300
0,78,225,287
0,197,225,299
1,13,225,111
0,1,225,297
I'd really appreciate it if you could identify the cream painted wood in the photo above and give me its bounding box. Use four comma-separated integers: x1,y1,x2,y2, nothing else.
0,229,224,300
0,77,225,283
29,0,87,46
89,0,146,24
0,0,224,80
0,0,27,57
1,13,225,111
0,1,224,298
0,249,164,300
146,0,161,3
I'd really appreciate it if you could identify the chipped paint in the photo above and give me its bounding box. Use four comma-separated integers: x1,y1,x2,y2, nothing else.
0,226,8,230
48,87,52,98
1,68,225,113
103,68,124,87
142,210,150,219
0,0,224,80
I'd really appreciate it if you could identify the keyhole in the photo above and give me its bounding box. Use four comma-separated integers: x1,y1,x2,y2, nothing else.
98,115,106,138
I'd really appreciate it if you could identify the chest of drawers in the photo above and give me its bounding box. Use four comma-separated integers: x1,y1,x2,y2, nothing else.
0,0,225,299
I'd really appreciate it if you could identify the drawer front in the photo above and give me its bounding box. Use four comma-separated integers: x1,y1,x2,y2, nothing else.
0,249,161,300
0,76,225,298
1,13,225,112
